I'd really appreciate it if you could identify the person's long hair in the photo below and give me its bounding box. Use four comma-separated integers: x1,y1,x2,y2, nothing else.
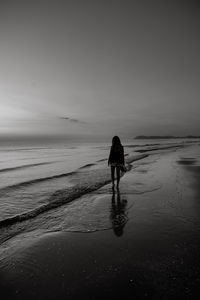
111,136,123,151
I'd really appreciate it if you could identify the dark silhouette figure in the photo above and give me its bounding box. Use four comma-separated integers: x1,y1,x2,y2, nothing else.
110,190,127,237
108,136,125,190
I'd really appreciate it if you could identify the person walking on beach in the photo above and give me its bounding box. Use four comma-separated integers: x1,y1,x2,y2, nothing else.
108,136,125,190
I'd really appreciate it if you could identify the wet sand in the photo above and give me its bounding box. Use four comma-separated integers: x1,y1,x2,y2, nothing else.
0,145,200,299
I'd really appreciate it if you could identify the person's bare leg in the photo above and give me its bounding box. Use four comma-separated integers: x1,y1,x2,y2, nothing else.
116,167,120,189
111,166,115,189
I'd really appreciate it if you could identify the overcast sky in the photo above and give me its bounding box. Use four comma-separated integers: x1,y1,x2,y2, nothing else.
0,0,199,139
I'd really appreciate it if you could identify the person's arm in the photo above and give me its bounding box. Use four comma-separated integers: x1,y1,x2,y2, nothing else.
108,147,112,166
122,147,125,165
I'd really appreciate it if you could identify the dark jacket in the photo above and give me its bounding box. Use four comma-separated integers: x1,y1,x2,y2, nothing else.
108,145,124,165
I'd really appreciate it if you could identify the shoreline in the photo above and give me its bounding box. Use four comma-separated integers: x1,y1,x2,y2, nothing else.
0,144,200,299
0,140,196,228
0,153,147,229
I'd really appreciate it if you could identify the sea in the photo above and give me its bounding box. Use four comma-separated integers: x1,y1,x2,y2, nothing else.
0,137,199,227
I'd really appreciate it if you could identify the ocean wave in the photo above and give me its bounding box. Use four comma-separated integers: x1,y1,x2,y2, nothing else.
135,144,184,153
124,143,160,148
125,154,148,163
0,147,51,152
97,158,107,162
0,153,147,195
78,163,97,169
0,179,112,228
0,171,76,194
0,153,148,227
0,162,53,173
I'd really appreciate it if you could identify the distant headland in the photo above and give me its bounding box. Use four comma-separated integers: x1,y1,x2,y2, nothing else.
134,135,200,139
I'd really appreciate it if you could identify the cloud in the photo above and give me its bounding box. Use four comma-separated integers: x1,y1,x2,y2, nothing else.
59,117,87,124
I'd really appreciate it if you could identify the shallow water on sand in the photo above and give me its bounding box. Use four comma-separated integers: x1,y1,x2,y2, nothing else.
1,146,200,299
0,144,199,254
0,139,198,225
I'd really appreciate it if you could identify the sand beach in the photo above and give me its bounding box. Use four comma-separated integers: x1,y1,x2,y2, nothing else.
0,143,200,299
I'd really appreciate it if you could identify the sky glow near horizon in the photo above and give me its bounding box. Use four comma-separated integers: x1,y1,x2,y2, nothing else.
0,0,199,139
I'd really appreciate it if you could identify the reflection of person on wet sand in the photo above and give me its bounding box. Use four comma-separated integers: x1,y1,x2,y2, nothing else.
110,190,128,237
